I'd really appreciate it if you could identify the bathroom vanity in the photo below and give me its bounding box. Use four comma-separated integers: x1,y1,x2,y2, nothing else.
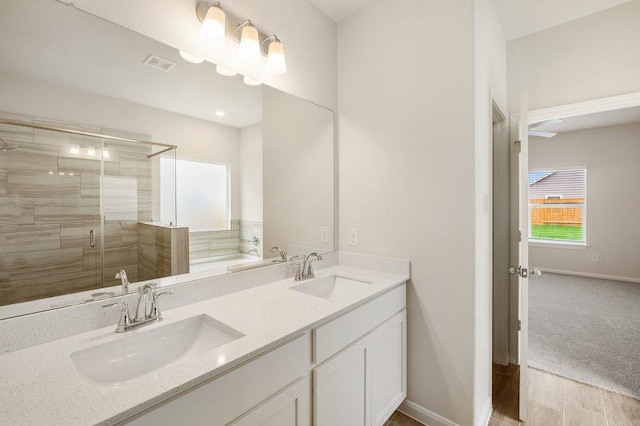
0,253,409,426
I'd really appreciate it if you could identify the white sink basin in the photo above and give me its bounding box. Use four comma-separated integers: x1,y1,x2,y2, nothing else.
290,275,372,300
71,314,243,386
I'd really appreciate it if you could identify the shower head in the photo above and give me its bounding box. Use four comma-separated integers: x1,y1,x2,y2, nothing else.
0,138,18,152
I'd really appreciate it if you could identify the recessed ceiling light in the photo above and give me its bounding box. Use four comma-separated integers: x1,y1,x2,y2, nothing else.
243,76,262,86
216,111,225,117
216,65,237,76
179,50,204,64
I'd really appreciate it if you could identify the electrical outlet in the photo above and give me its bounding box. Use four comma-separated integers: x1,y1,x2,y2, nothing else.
592,254,599,262
319,226,329,243
348,228,358,246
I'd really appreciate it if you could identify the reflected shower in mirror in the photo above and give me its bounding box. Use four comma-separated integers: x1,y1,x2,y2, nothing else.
0,0,334,317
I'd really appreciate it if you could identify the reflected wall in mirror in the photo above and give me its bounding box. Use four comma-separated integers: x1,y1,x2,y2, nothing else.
0,0,334,317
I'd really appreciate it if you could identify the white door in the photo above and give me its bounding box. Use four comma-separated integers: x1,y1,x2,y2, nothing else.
369,311,407,426
516,90,530,421
230,377,310,426
314,338,369,426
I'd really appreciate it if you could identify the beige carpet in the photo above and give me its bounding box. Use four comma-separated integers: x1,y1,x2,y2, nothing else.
529,272,640,399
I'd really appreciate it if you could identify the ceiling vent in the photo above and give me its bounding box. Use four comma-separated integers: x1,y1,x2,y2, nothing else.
143,54,176,72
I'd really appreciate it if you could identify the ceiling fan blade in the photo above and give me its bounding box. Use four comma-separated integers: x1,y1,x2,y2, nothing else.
528,130,557,138
528,118,563,129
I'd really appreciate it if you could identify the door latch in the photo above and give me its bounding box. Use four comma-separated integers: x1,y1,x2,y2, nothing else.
508,265,528,278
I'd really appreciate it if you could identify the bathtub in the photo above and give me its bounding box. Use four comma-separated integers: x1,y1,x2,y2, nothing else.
189,253,262,273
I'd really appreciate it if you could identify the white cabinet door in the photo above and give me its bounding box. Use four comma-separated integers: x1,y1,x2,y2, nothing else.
230,377,310,426
313,338,369,426
368,311,407,426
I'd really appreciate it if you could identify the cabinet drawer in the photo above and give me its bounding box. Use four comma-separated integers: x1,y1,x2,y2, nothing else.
122,333,311,426
313,284,406,365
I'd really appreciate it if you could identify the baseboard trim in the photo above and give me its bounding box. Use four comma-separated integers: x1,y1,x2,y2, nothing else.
477,398,492,426
398,400,461,426
540,268,640,284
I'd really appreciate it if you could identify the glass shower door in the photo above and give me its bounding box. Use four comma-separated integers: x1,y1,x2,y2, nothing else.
0,120,104,305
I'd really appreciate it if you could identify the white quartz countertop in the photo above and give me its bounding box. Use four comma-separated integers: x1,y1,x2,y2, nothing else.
0,265,408,425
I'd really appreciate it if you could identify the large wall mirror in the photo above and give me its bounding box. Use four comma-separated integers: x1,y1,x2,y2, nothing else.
0,0,334,318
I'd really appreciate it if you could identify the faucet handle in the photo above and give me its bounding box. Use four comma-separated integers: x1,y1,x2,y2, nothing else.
103,302,131,333
150,291,173,320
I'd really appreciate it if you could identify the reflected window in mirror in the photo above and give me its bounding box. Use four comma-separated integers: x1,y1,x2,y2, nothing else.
161,158,230,231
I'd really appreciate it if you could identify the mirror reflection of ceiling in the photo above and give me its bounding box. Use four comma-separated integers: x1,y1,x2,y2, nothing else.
0,0,262,128
492,0,631,41
310,0,632,37
534,106,640,134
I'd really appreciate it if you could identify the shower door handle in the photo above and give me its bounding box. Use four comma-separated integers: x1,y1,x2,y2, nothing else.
89,230,96,248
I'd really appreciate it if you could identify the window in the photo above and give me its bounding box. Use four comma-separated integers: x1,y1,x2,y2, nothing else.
161,158,230,231
529,169,586,243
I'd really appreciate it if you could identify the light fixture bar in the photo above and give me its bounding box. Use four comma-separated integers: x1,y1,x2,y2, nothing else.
196,1,269,57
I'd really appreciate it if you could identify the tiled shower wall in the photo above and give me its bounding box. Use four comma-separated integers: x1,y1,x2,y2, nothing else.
240,220,264,257
188,220,264,261
0,112,152,306
189,220,241,260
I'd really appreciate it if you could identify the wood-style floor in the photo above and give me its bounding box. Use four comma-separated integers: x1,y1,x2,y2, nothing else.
384,411,424,425
492,364,640,426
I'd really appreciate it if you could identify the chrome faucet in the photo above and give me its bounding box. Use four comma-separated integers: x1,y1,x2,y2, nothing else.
270,246,288,263
103,284,172,333
115,269,129,294
295,252,323,281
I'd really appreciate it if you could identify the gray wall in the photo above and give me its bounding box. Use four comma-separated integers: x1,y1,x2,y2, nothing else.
508,1,640,112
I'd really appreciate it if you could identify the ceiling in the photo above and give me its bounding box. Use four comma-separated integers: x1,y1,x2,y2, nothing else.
308,0,378,22
0,0,262,128
311,0,631,40
533,106,640,134
493,0,632,41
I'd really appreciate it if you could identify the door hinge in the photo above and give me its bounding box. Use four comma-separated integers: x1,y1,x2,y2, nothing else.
514,140,521,153
517,320,521,331
518,230,522,242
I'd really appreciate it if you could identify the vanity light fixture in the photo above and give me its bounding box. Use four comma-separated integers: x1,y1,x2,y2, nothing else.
102,147,110,159
87,146,96,157
243,76,262,86
237,21,261,64
198,2,226,47
215,111,225,117
216,65,237,76
69,144,80,155
179,50,205,64
264,35,287,75
196,2,287,75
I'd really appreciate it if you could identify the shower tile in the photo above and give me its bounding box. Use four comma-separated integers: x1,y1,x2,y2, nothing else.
0,143,58,172
0,248,83,281
8,170,80,197
60,222,121,249
0,117,34,146
80,174,100,197
0,169,6,195
34,198,100,223
103,244,137,268
120,222,138,243
0,270,100,306
0,197,34,224
58,156,101,174
34,118,100,134
0,224,60,254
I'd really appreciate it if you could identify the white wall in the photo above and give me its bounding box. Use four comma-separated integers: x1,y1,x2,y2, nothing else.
338,0,480,424
508,1,640,112
263,86,334,254
529,122,640,281
0,71,242,220
473,0,507,422
240,123,263,222
69,0,337,111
